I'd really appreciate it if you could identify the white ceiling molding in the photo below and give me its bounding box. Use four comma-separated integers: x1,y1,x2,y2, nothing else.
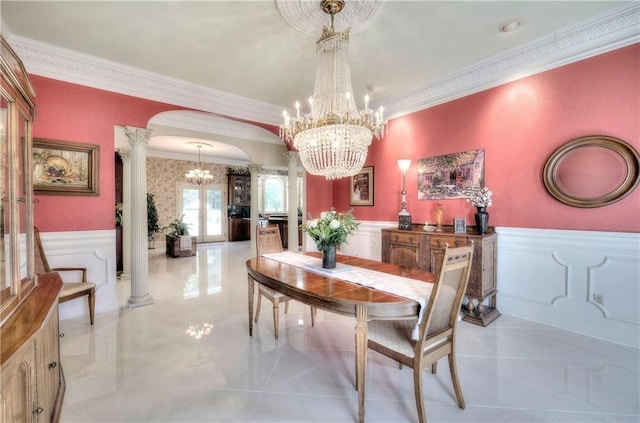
384,2,640,119
6,3,639,126
8,35,284,126
146,148,250,167
148,111,282,145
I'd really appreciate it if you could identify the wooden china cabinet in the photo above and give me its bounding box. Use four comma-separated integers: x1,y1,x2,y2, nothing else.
0,35,65,422
381,225,500,326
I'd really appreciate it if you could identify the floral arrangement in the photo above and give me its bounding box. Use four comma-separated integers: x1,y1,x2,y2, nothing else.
301,208,360,253
467,186,493,208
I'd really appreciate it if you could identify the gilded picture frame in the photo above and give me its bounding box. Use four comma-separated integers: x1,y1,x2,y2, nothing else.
350,166,374,206
33,138,99,196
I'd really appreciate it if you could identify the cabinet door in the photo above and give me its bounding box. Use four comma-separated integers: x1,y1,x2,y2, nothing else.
0,343,36,423
480,237,497,297
230,176,245,206
36,305,60,422
243,177,251,205
389,244,419,268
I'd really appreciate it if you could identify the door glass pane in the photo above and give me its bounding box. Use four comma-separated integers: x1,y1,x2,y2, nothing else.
0,96,10,297
206,188,222,237
17,112,26,281
182,188,200,237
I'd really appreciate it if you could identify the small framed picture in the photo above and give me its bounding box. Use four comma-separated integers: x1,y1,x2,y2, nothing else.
453,218,466,234
349,166,374,206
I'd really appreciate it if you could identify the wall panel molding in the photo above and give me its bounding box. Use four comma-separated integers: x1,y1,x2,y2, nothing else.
496,227,639,348
39,229,119,321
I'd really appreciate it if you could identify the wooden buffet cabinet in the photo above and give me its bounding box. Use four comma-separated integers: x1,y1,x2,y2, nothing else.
1,36,66,422
381,225,500,326
1,273,65,423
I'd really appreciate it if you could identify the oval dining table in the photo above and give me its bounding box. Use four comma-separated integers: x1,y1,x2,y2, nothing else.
246,253,436,423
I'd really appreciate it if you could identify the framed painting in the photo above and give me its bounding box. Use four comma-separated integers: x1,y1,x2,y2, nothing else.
33,138,99,196
350,166,374,206
417,149,485,200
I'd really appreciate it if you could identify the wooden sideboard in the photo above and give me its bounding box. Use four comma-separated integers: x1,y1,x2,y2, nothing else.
0,273,65,422
381,225,499,326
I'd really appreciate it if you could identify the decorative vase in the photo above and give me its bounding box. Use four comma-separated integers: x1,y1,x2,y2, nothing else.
322,245,337,269
475,207,489,234
435,203,444,232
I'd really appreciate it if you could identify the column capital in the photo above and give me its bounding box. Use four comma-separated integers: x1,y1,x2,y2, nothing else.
124,126,152,147
248,163,263,175
117,148,131,161
285,151,299,166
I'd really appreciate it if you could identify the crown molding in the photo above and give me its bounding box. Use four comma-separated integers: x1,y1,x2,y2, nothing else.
5,3,639,126
383,2,640,119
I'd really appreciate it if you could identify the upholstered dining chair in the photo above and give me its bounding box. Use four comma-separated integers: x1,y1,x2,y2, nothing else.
254,225,315,339
366,243,474,423
34,227,96,325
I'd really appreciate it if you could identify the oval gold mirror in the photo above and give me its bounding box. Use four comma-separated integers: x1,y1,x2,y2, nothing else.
543,135,640,208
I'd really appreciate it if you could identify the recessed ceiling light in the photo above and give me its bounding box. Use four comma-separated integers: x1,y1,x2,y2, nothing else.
499,18,522,33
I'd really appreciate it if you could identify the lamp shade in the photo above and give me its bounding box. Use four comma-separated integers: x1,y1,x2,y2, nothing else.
398,159,411,172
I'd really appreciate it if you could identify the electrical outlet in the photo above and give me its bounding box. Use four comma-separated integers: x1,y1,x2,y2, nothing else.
593,294,604,305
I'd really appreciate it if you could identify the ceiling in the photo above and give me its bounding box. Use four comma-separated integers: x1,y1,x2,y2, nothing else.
1,0,632,162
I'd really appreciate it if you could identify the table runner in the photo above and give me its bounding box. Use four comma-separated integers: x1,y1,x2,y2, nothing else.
261,252,433,339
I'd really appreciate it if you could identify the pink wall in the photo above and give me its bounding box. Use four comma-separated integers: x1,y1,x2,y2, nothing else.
31,76,185,232
311,44,640,233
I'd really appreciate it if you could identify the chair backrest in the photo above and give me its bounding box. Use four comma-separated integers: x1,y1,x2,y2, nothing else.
418,243,474,342
33,227,52,274
256,225,283,256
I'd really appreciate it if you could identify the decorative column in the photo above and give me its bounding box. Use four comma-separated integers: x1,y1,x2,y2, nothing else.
117,148,132,279
124,126,153,308
287,152,299,251
248,163,262,255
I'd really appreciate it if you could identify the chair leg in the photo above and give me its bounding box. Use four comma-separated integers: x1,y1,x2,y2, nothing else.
310,307,316,327
398,362,403,369
448,353,465,409
413,365,427,423
272,298,280,340
284,301,289,314
88,291,95,325
254,291,263,323
431,362,437,374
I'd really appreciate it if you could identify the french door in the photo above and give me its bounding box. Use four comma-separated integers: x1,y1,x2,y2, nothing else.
176,183,226,243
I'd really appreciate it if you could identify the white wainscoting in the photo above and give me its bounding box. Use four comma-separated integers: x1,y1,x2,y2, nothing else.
309,222,640,348
38,229,119,321
496,227,639,348
303,220,395,261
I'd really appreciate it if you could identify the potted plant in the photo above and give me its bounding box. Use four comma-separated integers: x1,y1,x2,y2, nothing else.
147,193,160,248
163,215,196,257
301,208,359,269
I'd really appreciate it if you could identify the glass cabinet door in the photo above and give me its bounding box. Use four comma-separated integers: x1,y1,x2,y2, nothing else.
0,94,12,307
17,108,33,284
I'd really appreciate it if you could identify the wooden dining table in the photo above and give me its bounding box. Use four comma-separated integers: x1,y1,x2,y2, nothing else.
246,253,436,423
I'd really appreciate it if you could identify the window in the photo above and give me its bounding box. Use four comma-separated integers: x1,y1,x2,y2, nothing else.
263,176,284,213
258,174,304,214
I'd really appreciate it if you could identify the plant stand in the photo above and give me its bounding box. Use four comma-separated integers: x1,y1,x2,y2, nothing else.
166,235,196,257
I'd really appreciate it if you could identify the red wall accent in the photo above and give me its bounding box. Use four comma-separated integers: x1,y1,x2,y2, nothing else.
309,44,640,232
31,76,186,231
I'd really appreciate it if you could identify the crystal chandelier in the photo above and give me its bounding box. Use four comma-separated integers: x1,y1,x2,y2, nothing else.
185,143,213,185
279,0,385,180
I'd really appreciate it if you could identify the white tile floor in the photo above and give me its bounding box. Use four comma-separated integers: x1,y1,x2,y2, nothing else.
59,241,640,423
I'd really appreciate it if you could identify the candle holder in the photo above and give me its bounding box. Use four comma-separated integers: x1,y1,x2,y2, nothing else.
397,160,412,230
